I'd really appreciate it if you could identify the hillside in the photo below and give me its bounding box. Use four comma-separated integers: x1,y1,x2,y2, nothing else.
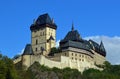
0,54,120,79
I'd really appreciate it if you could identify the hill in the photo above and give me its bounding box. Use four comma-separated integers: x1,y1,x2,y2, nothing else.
0,53,120,79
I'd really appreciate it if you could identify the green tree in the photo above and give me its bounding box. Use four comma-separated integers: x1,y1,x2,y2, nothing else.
49,47,61,56
0,54,18,79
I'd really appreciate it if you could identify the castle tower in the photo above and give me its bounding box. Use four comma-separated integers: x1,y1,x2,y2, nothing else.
30,13,57,55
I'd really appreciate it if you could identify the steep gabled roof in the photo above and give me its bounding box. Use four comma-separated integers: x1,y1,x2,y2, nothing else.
22,44,34,55
99,41,106,56
89,40,106,57
30,13,57,31
61,30,82,42
89,39,100,51
47,36,55,41
36,13,52,25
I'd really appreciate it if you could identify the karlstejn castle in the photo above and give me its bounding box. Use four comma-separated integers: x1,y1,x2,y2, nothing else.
14,13,106,72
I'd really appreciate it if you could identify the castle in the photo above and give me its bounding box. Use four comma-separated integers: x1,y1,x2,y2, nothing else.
14,13,106,72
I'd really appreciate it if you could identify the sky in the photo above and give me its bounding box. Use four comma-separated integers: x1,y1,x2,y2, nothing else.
0,0,120,64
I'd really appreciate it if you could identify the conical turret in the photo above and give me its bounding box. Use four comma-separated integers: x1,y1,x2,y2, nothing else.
99,41,106,56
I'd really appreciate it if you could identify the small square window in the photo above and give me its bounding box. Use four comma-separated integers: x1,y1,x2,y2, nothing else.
72,57,73,60
72,53,73,56
82,59,84,61
75,54,77,56
82,55,84,57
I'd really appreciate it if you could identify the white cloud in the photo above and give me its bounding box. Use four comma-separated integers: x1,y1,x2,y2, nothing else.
84,36,120,65
18,48,24,55
56,40,60,47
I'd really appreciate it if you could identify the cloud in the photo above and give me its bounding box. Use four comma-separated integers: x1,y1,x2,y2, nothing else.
18,48,24,55
84,36,120,65
56,40,60,47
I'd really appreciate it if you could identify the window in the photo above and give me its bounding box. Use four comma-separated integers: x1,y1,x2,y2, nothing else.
82,59,84,61
79,55,81,57
75,54,77,56
65,53,66,56
82,55,84,57
79,59,81,61
36,48,37,52
36,39,38,45
72,57,73,60
72,53,73,56
75,58,77,60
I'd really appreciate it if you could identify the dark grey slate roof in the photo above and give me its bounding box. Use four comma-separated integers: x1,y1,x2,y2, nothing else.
99,41,106,56
49,36,55,40
89,40,106,56
36,13,52,25
60,29,106,57
22,44,34,55
47,36,55,42
89,40,100,52
30,13,57,31
60,40,92,53
61,30,82,42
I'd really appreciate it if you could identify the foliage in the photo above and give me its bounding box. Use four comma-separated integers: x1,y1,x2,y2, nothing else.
83,61,120,79
26,62,82,79
49,47,61,56
0,53,120,79
0,54,18,79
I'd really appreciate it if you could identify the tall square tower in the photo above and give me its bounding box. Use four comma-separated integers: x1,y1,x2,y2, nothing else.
30,13,57,55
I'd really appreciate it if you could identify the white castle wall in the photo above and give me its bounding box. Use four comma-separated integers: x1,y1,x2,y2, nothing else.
21,54,100,72
14,48,105,72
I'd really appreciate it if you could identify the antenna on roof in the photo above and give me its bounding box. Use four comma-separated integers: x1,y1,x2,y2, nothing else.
72,22,74,31
52,18,54,24
33,19,36,25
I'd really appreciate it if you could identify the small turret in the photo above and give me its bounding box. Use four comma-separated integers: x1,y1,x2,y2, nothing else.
99,41,106,57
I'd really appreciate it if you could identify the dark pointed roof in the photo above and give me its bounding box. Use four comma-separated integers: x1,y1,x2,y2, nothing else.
61,30,82,42
99,41,106,56
48,36,55,41
30,13,57,31
36,13,52,25
60,28,107,57
89,40,106,57
22,44,34,55
89,40,100,51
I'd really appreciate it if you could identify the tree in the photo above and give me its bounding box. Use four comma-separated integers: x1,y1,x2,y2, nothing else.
0,54,18,79
49,47,61,56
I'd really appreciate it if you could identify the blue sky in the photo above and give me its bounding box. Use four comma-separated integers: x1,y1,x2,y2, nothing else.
0,0,120,64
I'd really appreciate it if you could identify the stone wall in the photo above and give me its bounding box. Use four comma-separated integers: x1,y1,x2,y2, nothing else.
31,27,56,55
21,54,98,72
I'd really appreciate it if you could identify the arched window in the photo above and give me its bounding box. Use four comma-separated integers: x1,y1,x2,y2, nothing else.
36,39,38,45
36,48,37,52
